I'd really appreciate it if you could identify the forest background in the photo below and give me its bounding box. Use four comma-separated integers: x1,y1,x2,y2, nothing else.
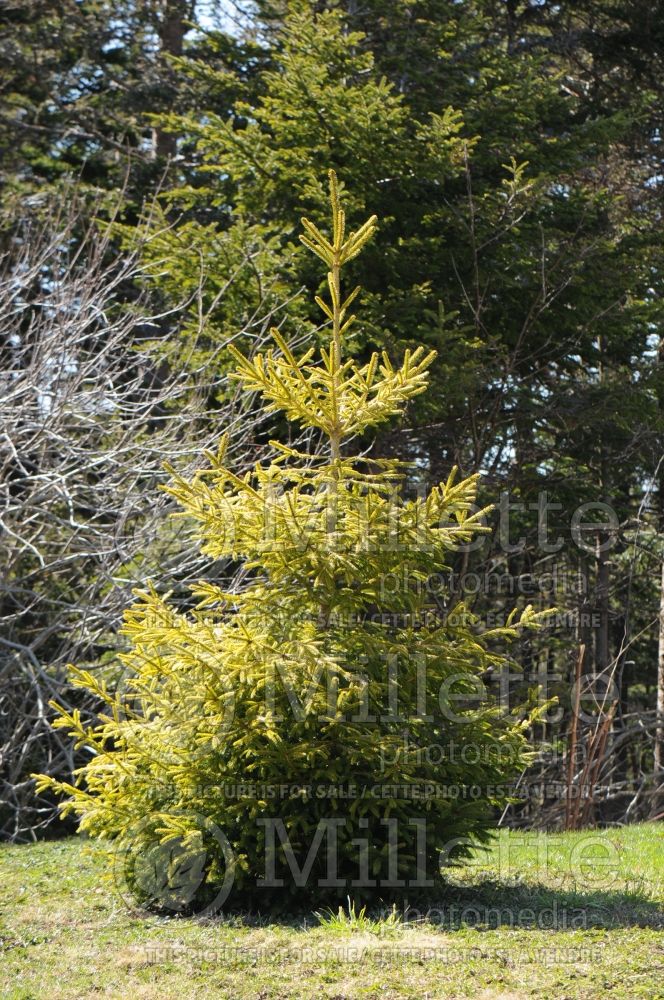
1,0,664,840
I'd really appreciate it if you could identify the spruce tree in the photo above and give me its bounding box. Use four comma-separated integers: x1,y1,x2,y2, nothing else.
37,172,548,912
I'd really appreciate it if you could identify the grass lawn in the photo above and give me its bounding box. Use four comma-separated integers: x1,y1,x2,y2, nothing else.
1,823,663,999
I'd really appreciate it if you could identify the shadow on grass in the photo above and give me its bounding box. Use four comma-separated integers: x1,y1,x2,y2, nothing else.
395,874,664,931
16,834,660,932
198,878,664,932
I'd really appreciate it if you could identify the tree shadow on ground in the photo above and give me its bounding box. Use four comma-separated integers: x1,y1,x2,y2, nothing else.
208,876,664,930
395,874,664,930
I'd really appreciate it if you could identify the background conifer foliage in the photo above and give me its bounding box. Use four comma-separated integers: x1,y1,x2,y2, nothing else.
36,174,550,909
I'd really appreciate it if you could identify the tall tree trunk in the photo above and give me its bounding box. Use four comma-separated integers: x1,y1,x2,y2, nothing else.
653,553,664,818
655,335,664,796
596,532,610,674
654,559,664,779
577,552,592,667
595,339,611,678
152,0,191,160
